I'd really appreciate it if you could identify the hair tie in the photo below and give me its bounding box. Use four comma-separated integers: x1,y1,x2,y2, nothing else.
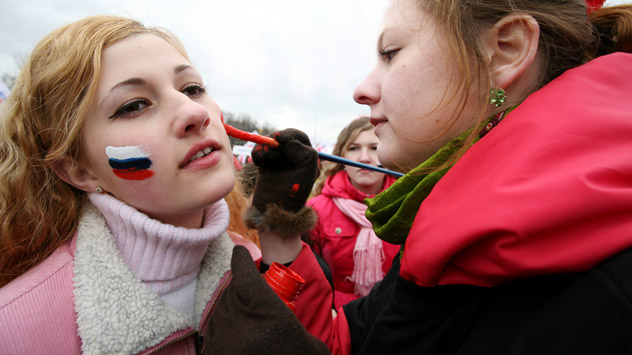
586,0,605,15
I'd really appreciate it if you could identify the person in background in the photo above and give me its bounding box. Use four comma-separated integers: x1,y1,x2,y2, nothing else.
0,15,330,354
244,0,632,353
307,116,399,308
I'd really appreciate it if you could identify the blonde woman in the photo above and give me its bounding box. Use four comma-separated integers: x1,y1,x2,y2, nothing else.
247,0,632,353
0,15,329,354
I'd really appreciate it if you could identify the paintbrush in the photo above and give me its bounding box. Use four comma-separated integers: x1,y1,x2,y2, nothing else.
222,114,404,178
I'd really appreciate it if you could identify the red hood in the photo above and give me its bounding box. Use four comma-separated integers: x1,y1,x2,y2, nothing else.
321,170,397,203
401,53,632,287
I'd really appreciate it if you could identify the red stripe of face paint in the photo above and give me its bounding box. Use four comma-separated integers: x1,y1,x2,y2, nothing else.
112,169,154,180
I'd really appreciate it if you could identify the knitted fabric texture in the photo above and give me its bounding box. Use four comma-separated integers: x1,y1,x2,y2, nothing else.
333,197,384,296
365,132,469,245
88,193,230,296
73,202,234,354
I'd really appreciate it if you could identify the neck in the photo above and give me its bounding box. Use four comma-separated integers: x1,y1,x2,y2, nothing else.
146,209,206,229
352,178,384,196
87,192,230,295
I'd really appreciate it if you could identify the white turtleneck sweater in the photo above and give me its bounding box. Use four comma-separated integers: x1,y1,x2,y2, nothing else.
88,193,230,321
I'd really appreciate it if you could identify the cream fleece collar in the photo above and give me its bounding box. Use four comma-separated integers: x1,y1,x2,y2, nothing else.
73,202,233,354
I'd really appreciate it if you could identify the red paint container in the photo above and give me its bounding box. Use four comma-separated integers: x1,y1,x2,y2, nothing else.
263,262,305,312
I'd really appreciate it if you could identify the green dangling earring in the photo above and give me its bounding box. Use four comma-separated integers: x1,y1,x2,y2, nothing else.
489,88,507,107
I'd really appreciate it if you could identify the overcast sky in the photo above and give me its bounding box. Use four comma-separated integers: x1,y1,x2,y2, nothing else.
1,0,629,145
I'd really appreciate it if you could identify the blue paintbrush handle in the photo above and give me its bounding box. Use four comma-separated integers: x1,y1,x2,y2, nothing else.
317,152,404,178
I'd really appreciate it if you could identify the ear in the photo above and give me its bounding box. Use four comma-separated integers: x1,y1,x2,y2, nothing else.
52,156,99,193
483,14,540,90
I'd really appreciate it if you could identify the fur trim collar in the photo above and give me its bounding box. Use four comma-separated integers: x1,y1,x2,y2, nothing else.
73,203,233,354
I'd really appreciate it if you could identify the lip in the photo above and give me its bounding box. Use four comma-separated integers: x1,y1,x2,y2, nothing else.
369,117,387,127
180,138,222,170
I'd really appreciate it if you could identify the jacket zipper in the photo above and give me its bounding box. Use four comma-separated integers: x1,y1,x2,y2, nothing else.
143,271,233,355
196,271,233,354
143,329,197,355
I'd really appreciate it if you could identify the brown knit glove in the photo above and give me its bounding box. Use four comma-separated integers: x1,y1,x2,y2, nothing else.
203,246,330,355
244,129,319,238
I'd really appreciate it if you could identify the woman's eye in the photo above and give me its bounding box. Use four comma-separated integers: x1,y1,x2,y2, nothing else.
379,48,399,63
108,98,150,119
182,84,207,98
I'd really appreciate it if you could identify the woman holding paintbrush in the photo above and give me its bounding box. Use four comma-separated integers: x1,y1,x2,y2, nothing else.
241,0,632,353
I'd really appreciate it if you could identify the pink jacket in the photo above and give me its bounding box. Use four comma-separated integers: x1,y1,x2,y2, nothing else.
307,171,399,309
0,203,329,354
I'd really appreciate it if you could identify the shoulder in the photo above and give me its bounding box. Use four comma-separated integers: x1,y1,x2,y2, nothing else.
401,53,632,287
307,193,333,210
0,238,81,352
0,238,74,307
526,52,632,113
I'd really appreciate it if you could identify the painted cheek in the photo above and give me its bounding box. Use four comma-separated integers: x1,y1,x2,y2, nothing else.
106,146,155,181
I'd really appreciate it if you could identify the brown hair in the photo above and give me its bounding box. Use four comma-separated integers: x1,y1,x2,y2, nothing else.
312,117,374,196
410,0,632,173
225,182,261,248
0,16,189,286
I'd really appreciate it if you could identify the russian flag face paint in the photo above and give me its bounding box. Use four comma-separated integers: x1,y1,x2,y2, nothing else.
106,146,154,180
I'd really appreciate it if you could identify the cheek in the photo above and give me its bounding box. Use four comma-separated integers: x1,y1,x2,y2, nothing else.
105,145,156,181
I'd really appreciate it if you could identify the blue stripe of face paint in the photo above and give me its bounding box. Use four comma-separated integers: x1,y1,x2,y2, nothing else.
108,157,152,170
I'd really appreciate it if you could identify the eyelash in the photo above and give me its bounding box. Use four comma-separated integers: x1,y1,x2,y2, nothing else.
347,146,378,152
108,84,207,119
182,83,207,98
379,48,399,63
109,98,148,119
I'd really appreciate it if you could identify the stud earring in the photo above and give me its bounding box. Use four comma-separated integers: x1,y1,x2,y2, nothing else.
489,88,507,107
95,186,103,193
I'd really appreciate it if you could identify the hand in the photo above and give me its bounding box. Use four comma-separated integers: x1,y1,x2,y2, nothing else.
251,128,319,214
203,246,329,355
245,129,319,239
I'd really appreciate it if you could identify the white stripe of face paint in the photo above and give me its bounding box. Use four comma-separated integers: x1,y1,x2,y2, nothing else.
105,146,151,160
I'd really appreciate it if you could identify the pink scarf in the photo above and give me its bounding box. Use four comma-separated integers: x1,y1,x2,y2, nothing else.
333,197,385,296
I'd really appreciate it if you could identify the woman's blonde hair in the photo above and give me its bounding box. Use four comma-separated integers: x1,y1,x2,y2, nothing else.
0,16,189,286
409,0,632,173
312,117,374,196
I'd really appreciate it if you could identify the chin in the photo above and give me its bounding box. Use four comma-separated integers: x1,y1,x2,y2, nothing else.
200,170,236,204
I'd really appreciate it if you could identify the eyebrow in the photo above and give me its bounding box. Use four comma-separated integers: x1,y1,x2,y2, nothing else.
107,64,193,93
175,64,193,74
101,64,195,108
101,77,146,109
108,77,146,94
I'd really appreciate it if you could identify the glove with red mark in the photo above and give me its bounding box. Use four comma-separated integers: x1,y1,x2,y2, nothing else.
245,129,319,238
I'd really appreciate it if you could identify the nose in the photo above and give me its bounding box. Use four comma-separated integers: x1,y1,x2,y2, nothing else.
171,93,210,137
353,69,380,106
358,147,374,164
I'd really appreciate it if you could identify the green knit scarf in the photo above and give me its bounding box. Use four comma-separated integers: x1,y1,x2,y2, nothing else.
365,107,515,245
